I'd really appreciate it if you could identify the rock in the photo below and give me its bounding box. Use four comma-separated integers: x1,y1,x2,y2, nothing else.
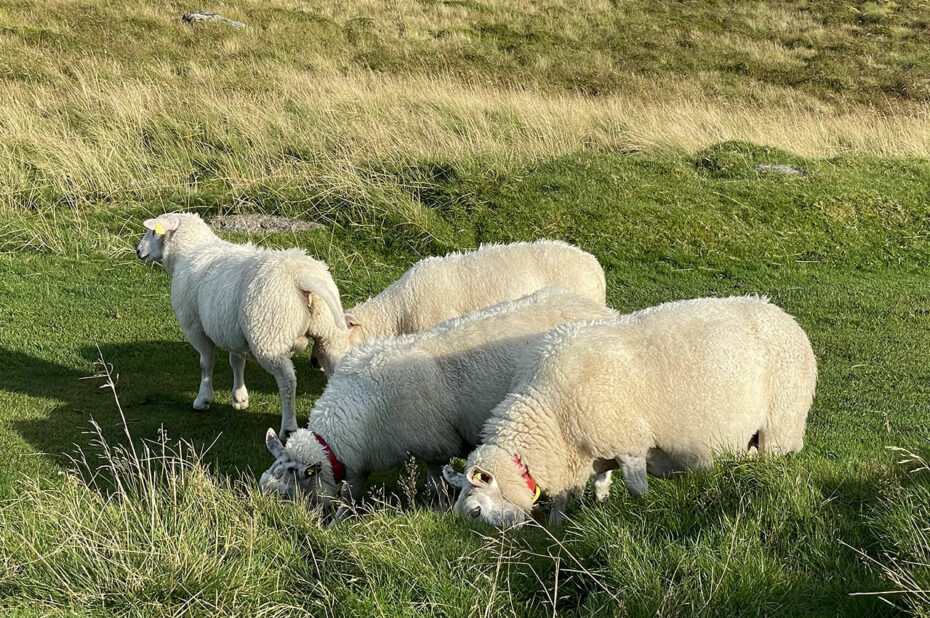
755,164,807,176
208,215,323,235
182,11,245,29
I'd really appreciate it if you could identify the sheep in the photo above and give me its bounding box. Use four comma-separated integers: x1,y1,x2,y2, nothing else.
258,286,616,520
442,295,817,528
310,240,607,375
136,213,345,440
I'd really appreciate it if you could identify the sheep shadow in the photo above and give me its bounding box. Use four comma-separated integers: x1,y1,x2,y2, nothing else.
2,341,326,477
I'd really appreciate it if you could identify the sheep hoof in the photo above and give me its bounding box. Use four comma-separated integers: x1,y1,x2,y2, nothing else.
192,398,212,410
624,479,648,497
231,398,249,410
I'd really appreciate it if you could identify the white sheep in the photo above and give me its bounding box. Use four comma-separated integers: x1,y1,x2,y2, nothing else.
442,295,817,527
311,240,607,375
136,213,345,439
258,287,616,520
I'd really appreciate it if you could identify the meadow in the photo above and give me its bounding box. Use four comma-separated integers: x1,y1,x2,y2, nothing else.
2,0,930,615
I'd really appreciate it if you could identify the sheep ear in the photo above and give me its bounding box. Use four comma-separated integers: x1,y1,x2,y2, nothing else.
143,216,180,234
159,216,181,233
344,313,360,328
265,428,285,458
442,464,468,489
467,467,494,487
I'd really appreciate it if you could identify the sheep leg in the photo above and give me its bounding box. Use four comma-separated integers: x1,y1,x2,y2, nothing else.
592,457,620,501
257,356,299,441
332,475,365,525
228,352,249,410
594,471,613,501
548,493,569,527
617,455,648,496
187,331,215,410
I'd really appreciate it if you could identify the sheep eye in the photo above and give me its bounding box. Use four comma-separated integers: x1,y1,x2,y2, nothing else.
469,506,481,518
305,467,315,477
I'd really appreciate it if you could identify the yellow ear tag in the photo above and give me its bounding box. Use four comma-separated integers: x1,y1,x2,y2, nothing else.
154,222,165,235
532,486,541,503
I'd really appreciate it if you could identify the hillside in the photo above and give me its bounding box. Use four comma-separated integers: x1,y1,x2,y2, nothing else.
2,1,930,616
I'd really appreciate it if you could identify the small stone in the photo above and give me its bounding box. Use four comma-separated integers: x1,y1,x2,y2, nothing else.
755,164,807,176
182,11,245,29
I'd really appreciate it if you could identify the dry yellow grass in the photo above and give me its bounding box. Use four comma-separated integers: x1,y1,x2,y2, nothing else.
2,0,930,210
2,70,929,210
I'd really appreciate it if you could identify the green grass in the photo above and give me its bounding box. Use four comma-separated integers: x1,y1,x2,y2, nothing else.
3,0,930,613
3,146,930,615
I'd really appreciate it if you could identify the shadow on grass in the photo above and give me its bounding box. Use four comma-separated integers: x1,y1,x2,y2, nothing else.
2,342,327,476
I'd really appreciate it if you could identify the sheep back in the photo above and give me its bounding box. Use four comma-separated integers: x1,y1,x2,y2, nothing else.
310,287,615,473
480,295,816,495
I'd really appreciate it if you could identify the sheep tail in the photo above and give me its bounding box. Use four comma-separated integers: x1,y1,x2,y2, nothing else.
297,271,347,330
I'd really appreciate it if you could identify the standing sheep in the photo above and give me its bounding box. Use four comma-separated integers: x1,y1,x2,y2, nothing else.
258,287,616,520
136,213,345,439
443,296,817,527
311,240,607,375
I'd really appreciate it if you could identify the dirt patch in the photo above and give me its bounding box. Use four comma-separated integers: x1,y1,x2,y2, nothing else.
208,215,323,235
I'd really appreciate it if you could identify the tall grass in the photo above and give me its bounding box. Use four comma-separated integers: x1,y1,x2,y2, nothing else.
846,447,930,616
2,0,930,212
3,72,929,212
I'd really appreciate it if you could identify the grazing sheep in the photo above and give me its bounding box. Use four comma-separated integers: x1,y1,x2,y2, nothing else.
443,295,817,528
311,240,607,375
136,213,345,439
259,287,616,520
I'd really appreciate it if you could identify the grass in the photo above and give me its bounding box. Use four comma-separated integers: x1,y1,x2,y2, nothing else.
2,0,930,213
3,0,930,614
4,146,930,614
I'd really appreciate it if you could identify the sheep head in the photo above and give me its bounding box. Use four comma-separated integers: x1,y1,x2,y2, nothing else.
309,312,366,375
442,449,533,528
137,215,181,263
259,428,340,510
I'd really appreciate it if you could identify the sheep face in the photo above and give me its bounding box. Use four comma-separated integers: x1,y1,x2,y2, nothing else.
309,313,364,376
442,465,529,528
260,429,339,509
137,216,180,263
309,337,347,377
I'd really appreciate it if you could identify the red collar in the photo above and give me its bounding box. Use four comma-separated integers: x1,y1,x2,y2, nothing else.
313,433,345,483
513,455,541,503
